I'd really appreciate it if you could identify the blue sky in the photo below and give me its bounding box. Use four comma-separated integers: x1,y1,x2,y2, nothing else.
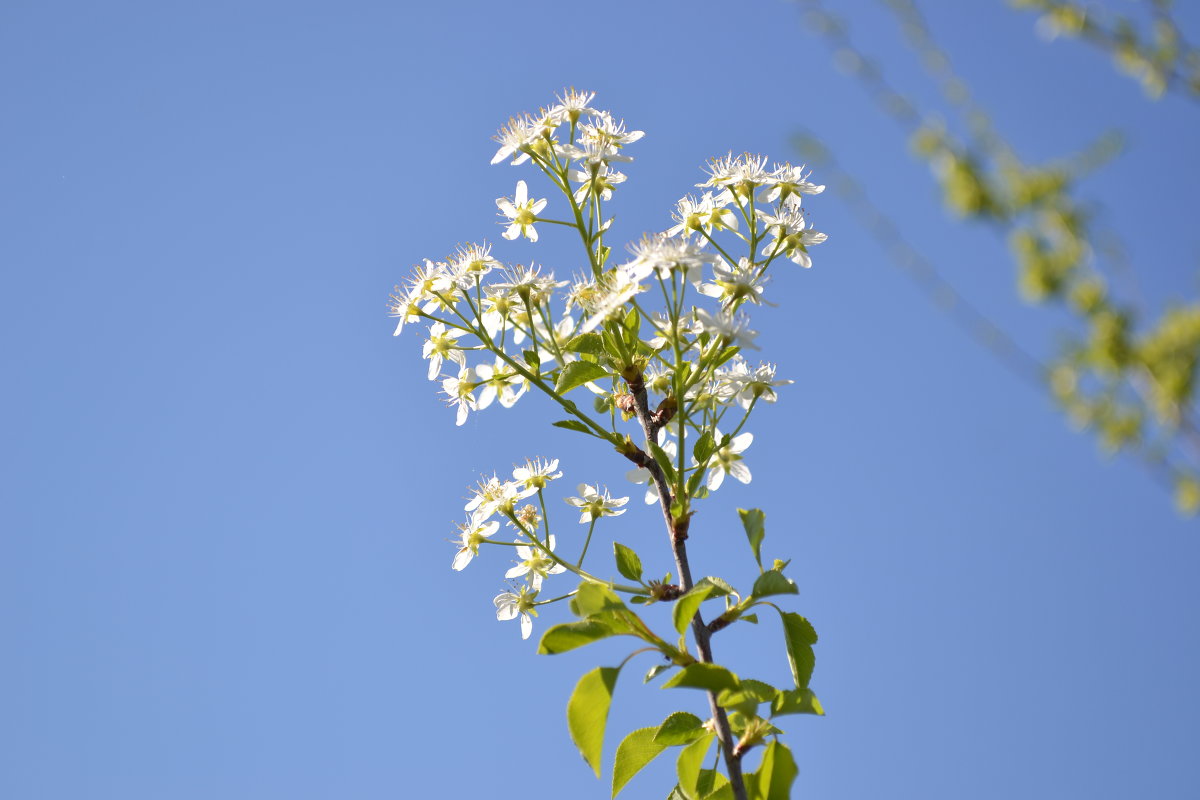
3,1,1198,798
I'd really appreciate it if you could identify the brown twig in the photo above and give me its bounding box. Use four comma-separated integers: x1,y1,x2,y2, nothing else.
618,370,748,800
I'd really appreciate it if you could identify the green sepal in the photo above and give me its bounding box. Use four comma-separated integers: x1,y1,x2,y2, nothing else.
537,619,619,654
660,663,739,693
738,508,765,571
672,584,714,635
653,711,706,746
750,570,797,599
567,665,622,777
556,360,610,394
613,542,644,583
612,726,668,798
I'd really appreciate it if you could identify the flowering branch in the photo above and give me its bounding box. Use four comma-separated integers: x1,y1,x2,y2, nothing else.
391,88,826,799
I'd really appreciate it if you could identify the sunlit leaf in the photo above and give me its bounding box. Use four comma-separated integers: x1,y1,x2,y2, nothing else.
568,666,621,777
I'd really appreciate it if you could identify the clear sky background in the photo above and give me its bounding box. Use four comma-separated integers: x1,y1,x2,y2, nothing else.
3,1,1198,798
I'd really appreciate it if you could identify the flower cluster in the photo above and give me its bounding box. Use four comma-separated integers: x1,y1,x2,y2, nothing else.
393,89,824,637
448,457,631,639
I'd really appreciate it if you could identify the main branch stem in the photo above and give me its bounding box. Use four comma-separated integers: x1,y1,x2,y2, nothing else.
624,374,748,800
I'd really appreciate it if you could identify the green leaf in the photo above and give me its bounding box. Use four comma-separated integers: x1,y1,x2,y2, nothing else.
523,348,540,371
693,576,735,598
622,306,641,348
571,581,627,618
692,431,715,464
666,787,688,800
568,666,621,777
750,571,798,599
654,711,705,746
556,360,611,394
613,542,644,583
537,620,618,654
697,768,729,798
675,732,714,800
772,687,824,717
713,346,740,369
649,441,678,486
716,678,778,717
552,419,600,437
703,781,734,800
672,585,714,635
644,664,671,683
778,611,818,689
661,663,739,694
564,332,607,355
612,726,668,798
738,508,766,570
754,741,798,800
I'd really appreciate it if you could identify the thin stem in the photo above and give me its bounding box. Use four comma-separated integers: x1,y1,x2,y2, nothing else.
576,517,598,568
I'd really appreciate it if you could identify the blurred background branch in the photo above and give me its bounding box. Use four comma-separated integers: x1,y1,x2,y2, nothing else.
792,0,1200,513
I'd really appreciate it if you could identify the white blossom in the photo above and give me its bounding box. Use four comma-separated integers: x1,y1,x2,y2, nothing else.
497,181,548,242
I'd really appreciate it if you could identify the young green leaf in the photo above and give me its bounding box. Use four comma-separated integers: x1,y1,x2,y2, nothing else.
568,666,621,778
644,663,672,683
564,332,607,355
552,419,600,437
613,542,644,583
693,576,736,598
750,570,798,599
692,431,715,465
523,348,540,371
697,769,730,799
675,732,715,800
571,581,627,618
672,584,714,635
622,306,641,348
649,441,678,486
660,663,739,693
556,360,610,394
654,711,706,746
537,619,618,655
612,726,668,798
738,508,766,570
778,611,818,689
702,780,735,800
753,740,798,800
772,687,825,717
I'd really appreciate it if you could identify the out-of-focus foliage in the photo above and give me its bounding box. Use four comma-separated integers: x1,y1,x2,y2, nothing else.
793,0,1200,515
1011,0,1200,101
